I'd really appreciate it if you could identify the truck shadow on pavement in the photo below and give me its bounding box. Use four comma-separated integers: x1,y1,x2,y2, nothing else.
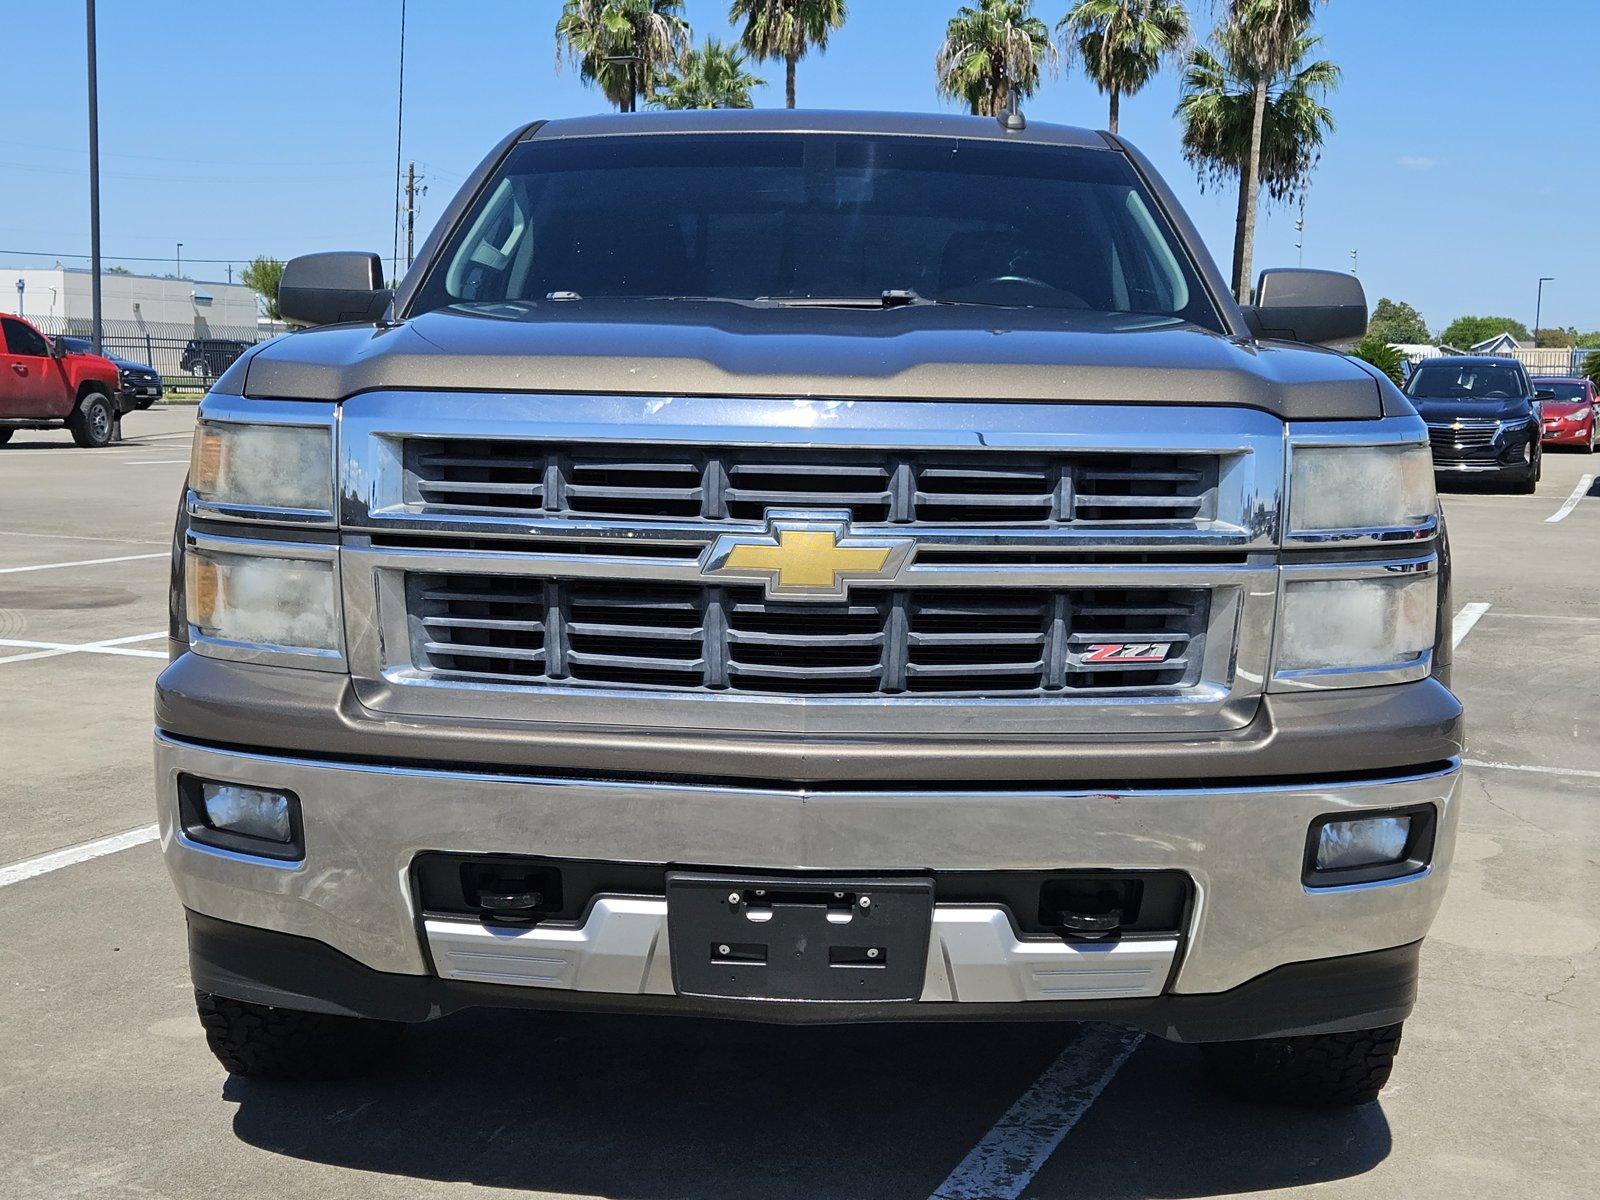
220,1007,1391,1199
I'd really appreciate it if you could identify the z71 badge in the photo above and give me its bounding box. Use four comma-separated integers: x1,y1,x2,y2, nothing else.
1082,642,1177,664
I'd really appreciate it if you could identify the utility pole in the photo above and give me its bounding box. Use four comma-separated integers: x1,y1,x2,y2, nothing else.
226,263,233,285
1535,276,1554,346
176,242,183,278
86,0,103,353
1349,249,1358,276
404,162,427,269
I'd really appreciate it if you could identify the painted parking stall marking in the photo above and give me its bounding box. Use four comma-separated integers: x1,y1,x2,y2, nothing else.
1451,602,1491,648
929,1025,1144,1200
0,824,160,890
0,551,167,575
1464,758,1600,782
0,631,167,666
1546,473,1596,523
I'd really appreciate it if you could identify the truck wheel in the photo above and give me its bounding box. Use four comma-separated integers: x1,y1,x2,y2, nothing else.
1199,1023,1403,1108
194,990,404,1080
69,392,116,448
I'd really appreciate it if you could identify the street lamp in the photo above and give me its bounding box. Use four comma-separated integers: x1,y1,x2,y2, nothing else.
1534,277,1555,347
176,242,184,279
603,53,642,112
15,278,23,316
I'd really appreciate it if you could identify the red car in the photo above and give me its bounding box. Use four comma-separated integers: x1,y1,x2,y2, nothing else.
1534,376,1598,453
0,312,122,448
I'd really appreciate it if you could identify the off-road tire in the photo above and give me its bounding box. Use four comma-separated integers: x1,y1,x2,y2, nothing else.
194,990,404,1080
1200,1023,1403,1108
68,391,116,448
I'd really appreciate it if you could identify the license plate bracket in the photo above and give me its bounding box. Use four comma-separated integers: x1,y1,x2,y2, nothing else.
666,872,934,1002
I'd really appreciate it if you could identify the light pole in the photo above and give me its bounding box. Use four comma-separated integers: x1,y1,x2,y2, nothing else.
603,54,642,112
1535,277,1554,346
86,0,103,353
15,278,23,316
176,242,184,279
1349,249,1358,275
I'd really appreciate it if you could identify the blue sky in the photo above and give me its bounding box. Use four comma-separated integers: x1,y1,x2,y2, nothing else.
5,0,1598,333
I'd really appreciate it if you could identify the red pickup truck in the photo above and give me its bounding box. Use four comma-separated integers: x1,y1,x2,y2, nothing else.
0,312,122,447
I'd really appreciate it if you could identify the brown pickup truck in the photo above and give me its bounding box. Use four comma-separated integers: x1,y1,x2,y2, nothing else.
0,313,123,447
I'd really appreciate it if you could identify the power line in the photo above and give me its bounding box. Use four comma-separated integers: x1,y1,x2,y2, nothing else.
1,248,291,266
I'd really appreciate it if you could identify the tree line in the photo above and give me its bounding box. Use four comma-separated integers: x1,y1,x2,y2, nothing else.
554,0,1339,303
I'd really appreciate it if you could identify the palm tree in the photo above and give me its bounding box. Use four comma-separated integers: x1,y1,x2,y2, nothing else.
729,0,847,109
555,0,692,110
1177,24,1338,295
1218,0,1322,300
652,38,766,108
1058,0,1190,134
936,0,1058,116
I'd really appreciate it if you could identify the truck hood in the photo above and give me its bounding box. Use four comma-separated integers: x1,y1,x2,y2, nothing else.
238,302,1384,420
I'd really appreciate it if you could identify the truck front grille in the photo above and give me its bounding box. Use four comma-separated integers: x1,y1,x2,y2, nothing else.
405,440,1219,527
407,574,1208,697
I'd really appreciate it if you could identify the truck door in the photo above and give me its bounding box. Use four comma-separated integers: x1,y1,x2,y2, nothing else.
1,317,71,418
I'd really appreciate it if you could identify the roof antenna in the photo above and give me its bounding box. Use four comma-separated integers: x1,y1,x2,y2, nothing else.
998,92,1026,132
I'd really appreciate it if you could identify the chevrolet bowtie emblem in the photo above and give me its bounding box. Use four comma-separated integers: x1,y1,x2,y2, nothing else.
702,512,913,600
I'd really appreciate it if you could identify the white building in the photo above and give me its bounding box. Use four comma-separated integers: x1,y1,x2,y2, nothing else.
6,265,262,337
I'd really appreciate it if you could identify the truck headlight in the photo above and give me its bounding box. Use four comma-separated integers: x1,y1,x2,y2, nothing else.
1274,570,1436,686
186,544,341,659
190,418,335,519
1289,445,1435,535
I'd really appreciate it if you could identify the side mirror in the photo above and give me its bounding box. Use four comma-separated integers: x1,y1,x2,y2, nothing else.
1243,268,1368,347
50,336,68,359
1534,389,1556,402
278,251,393,327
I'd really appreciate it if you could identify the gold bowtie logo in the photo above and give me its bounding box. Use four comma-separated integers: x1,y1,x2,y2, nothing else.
704,514,912,599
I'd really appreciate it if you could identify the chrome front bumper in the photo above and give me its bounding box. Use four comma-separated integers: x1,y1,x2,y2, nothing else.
156,732,1463,1001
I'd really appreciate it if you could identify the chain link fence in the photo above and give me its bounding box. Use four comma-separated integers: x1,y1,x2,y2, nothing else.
26,316,283,391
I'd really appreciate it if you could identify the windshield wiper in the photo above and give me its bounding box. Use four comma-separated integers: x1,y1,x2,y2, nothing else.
762,289,933,309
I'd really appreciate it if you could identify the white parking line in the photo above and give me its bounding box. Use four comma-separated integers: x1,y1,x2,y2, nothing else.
929,1025,1143,1200
1452,602,1491,648
0,529,167,546
0,631,167,666
1464,758,1600,781
0,552,167,575
1482,611,1600,623
1545,474,1596,523
0,824,161,889
119,459,190,466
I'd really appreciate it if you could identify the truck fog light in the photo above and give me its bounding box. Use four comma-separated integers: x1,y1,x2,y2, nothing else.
1315,815,1411,871
201,783,293,843
177,775,303,862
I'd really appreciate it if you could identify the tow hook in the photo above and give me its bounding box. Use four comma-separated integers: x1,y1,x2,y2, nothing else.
1056,906,1124,940
475,879,546,922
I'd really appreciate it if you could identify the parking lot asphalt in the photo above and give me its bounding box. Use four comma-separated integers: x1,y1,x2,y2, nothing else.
1,409,1596,1200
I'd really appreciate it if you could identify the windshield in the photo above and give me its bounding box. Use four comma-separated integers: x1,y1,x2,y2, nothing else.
410,134,1219,329
1408,364,1526,399
1537,382,1587,403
